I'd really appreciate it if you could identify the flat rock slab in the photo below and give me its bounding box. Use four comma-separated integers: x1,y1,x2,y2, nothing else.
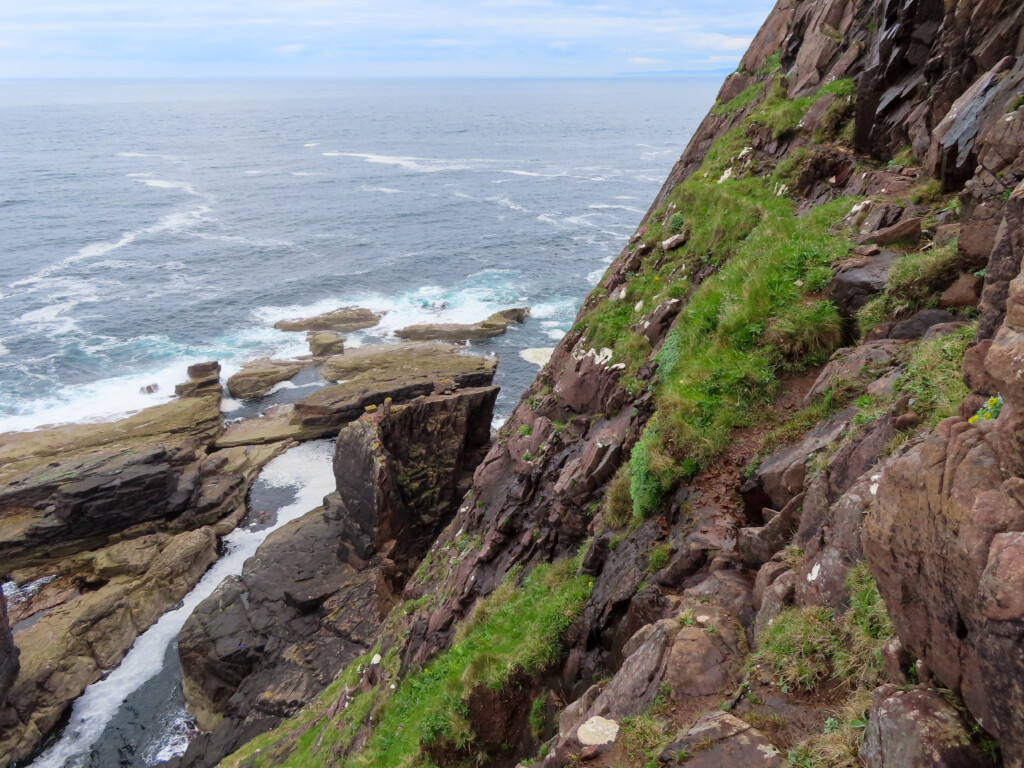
395,307,530,341
227,359,314,400
218,344,497,446
274,306,381,333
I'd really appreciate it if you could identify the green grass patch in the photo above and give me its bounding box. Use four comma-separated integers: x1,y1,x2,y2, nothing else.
857,241,960,335
221,560,591,768
748,78,816,139
749,562,895,693
894,323,973,427
626,179,854,518
713,81,764,116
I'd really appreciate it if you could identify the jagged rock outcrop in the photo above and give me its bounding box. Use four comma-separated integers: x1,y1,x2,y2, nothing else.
0,387,223,572
0,594,16,728
173,385,498,767
865,183,1024,764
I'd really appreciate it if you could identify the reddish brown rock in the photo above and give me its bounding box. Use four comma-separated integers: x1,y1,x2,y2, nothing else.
857,217,923,247
861,686,986,768
939,273,983,309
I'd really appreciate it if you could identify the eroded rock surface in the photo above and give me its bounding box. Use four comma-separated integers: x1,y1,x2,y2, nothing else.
174,385,497,767
273,306,381,333
395,307,530,341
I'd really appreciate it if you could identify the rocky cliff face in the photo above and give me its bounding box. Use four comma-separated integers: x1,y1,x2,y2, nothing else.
0,344,499,768
170,386,498,768
208,1,1024,766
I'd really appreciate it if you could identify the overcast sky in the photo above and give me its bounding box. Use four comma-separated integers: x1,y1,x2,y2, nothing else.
0,1,777,78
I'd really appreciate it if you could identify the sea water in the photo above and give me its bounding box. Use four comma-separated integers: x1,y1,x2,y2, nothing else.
0,78,718,432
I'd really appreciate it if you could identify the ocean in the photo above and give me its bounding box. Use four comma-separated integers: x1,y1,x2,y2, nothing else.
0,78,718,433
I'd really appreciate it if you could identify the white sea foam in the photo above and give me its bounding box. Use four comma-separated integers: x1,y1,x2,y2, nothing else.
28,440,337,768
303,142,320,147
10,188,212,291
496,169,566,178
117,152,184,162
545,329,567,341
361,185,404,194
141,706,194,765
0,321,313,433
588,203,643,213
487,196,528,212
322,152,491,173
291,171,326,177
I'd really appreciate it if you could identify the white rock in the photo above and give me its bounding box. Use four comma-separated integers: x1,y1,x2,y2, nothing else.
577,716,620,746
371,653,382,665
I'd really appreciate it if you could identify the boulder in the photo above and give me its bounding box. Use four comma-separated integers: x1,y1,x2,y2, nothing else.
939,273,983,309
866,309,959,341
802,340,909,406
861,686,986,768
226,359,309,400
857,217,923,247
175,361,222,398
664,606,743,699
395,307,530,341
306,330,345,357
273,306,381,333
661,231,690,251
827,250,898,315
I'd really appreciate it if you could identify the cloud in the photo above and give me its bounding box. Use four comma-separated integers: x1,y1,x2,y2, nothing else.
0,0,777,77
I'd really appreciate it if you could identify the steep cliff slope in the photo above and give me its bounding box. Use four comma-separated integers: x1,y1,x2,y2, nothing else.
211,1,1024,766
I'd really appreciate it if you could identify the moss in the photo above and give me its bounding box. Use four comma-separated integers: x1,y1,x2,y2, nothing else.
647,542,672,572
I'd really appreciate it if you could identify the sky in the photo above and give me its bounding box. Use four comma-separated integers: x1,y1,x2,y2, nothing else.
0,0,777,78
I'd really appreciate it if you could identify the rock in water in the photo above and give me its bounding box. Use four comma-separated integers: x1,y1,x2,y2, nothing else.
306,330,345,356
226,358,311,399
273,306,381,333
395,306,530,341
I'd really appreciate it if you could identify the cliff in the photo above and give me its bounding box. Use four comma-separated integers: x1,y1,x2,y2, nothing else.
203,1,1024,767
5,0,1024,766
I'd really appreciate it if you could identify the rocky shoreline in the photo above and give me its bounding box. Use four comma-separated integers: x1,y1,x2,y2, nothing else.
0,306,508,768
